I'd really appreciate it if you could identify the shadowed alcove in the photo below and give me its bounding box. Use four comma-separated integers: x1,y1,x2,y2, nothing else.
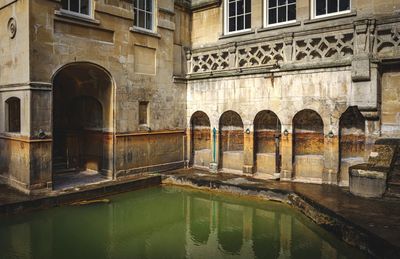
52,62,113,186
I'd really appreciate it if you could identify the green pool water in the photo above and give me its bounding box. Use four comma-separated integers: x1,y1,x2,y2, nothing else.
0,186,366,259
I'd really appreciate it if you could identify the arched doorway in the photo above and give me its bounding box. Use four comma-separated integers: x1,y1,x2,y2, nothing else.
52,62,113,186
219,111,244,173
190,111,211,169
254,110,281,178
339,107,366,186
293,109,324,181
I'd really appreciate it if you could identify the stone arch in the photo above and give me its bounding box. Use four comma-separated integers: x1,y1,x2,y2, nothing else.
52,62,114,181
5,97,21,133
190,111,211,169
254,110,282,177
219,110,244,172
293,109,324,181
339,106,366,186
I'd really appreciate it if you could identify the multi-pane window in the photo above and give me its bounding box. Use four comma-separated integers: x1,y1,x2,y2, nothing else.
315,0,350,17
267,0,296,25
134,0,154,31
61,0,91,16
226,0,251,33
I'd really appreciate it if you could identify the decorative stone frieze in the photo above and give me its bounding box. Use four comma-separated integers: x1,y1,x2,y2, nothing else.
374,24,400,58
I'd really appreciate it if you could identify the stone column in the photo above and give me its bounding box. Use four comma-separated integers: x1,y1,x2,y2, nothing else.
243,125,254,174
186,127,192,167
280,126,293,180
209,127,219,172
323,127,340,184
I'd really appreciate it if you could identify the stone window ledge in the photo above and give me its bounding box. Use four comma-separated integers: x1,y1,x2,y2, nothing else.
219,29,255,40
129,27,161,39
304,10,357,25
54,10,100,25
257,21,301,33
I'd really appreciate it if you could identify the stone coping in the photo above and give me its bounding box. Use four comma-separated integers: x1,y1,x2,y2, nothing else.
161,169,400,259
0,175,161,215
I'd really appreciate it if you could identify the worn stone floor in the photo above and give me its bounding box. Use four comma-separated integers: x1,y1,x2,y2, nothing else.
161,168,400,253
52,170,111,190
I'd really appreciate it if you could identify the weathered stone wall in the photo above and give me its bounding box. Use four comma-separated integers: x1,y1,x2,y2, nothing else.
381,65,400,137
190,0,400,48
187,68,355,183
1,0,191,192
0,0,29,86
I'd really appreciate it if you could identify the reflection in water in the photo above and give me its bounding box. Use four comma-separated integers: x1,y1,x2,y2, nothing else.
0,187,366,259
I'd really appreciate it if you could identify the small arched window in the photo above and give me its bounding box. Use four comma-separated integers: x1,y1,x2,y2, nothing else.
5,97,21,133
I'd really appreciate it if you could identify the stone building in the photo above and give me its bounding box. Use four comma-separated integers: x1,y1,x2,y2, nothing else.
0,0,399,194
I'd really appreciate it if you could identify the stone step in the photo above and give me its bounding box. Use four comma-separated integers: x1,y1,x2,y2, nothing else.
386,182,400,198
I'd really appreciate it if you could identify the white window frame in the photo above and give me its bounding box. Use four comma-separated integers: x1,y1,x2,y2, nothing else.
264,0,297,28
60,0,94,19
133,0,156,33
224,0,252,35
312,0,351,19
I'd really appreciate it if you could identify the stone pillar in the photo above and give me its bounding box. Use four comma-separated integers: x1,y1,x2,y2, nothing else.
209,127,219,172
243,126,254,174
186,127,192,167
228,43,237,69
323,127,340,184
352,19,375,82
280,126,293,180
283,33,294,63
185,49,192,74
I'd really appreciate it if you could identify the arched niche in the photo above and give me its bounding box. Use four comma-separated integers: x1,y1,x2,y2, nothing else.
254,110,282,177
293,109,324,181
190,111,211,169
219,111,244,172
339,107,366,186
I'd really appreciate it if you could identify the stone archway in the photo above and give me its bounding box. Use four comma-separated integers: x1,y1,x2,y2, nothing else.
254,110,282,178
190,111,211,169
293,109,324,181
219,111,244,173
52,62,113,186
339,107,366,186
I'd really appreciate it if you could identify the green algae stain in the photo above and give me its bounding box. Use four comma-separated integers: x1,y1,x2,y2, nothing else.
0,186,366,259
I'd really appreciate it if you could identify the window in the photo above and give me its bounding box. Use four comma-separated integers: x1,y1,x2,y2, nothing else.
225,0,251,34
139,101,149,125
266,0,296,26
5,97,21,133
61,0,92,17
134,0,154,31
314,0,350,17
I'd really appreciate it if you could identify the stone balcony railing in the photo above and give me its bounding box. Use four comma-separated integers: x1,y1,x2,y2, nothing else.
185,17,400,79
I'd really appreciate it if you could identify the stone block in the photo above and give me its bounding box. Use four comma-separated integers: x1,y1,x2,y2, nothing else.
349,164,388,198
352,56,370,82
256,153,276,175
222,151,244,172
193,148,212,168
295,155,324,181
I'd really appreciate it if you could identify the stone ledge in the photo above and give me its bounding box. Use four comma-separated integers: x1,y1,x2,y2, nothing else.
129,27,161,39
